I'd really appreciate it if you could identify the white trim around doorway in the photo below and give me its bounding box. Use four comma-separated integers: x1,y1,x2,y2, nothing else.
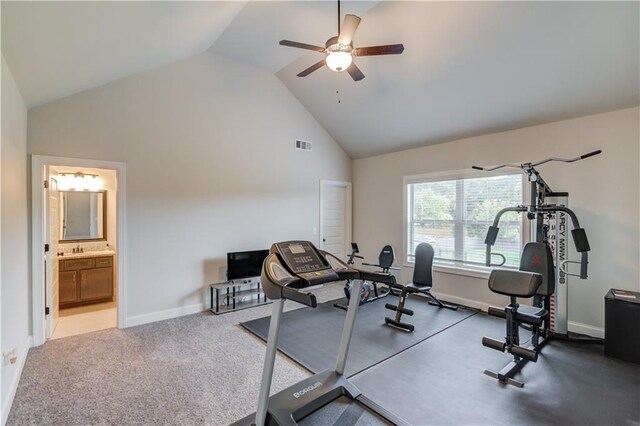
31,155,127,346
319,179,352,258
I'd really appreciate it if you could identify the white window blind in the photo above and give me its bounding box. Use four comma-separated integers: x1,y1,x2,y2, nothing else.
406,174,523,268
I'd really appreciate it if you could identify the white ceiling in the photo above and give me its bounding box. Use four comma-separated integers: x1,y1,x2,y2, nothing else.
1,1,246,107
2,1,638,158
276,1,640,158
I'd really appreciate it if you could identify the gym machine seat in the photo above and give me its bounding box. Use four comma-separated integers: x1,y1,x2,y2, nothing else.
482,242,553,387
362,244,401,296
384,243,457,332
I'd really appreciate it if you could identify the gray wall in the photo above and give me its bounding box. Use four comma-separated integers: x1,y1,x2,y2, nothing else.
1,55,30,420
353,107,640,335
28,52,351,324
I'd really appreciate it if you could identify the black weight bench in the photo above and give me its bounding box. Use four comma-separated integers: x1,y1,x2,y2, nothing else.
482,242,554,387
384,243,457,332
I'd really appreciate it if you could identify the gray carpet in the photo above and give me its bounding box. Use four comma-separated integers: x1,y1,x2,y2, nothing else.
6,283,345,426
240,295,477,377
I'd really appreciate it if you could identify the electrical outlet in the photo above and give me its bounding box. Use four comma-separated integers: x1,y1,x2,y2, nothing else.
4,348,17,365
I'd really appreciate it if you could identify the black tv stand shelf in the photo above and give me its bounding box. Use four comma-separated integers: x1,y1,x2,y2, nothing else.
209,279,270,314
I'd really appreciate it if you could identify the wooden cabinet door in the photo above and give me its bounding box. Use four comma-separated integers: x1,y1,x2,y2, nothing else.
80,268,113,301
59,271,78,305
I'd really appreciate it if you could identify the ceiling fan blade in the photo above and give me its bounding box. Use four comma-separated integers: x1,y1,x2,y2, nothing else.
280,40,325,52
338,14,361,45
346,62,365,81
297,60,326,77
354,44,405,56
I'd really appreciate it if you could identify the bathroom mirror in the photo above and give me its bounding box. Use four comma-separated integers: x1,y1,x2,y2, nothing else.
59,190,107,241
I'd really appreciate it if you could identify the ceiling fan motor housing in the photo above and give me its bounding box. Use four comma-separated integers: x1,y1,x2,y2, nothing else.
325,36,353,54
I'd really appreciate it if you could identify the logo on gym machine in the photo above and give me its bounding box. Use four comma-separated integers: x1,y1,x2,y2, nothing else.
292,382,323,399
531,255,542,265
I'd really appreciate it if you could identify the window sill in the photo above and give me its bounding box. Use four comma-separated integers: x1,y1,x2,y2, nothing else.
403,262,492,280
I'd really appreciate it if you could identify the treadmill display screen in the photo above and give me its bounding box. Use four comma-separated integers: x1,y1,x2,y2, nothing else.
289,244,306,254
275,241,327,274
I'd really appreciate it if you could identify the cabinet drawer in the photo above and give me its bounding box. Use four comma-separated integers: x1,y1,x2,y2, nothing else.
61,258,93,271
94,257,113,268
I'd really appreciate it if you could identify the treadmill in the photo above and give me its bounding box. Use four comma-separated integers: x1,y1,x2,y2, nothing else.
254,241,406,426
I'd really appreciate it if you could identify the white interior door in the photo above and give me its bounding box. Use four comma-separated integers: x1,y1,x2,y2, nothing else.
45,173,60,338
319,180,351,260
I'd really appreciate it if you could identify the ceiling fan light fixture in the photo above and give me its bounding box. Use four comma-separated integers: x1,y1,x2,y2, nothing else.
326,51,352,72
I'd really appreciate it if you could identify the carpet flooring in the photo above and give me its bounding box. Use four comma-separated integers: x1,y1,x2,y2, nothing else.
8,283,640,426
6,283,345,426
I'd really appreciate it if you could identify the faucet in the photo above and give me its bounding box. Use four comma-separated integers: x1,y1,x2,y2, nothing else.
73,245,84,253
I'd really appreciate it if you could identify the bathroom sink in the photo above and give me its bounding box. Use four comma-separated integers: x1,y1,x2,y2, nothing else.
58,250,116,259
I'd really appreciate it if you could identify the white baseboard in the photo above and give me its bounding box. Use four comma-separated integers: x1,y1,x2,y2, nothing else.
125,303,207,328
568,321,604,339
2,335,33,426
431,292,605,339
429,291,492,312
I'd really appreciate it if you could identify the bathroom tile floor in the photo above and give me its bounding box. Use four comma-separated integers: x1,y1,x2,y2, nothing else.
51,302,117,339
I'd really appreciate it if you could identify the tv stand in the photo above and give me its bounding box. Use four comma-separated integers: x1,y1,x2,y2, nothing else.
209,279,270,314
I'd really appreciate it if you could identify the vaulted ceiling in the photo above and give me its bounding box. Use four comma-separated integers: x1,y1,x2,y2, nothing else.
3,1,639,158
1,1,246,107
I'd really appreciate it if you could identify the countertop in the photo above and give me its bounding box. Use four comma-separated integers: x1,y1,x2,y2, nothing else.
57,250,116,259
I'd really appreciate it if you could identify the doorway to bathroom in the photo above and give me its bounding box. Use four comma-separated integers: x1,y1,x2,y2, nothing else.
31,156,127,346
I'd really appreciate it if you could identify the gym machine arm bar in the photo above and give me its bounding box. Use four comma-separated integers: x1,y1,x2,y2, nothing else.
539,205,591,279
484,206,528,267
472,150,602,172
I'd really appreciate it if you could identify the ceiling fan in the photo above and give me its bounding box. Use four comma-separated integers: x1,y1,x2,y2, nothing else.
279,0,404,81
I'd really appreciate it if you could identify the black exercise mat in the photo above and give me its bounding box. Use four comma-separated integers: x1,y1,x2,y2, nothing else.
351,313,640,426
240,295,478,377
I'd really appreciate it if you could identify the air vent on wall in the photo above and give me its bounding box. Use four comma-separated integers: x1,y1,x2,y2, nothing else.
296,140,312,151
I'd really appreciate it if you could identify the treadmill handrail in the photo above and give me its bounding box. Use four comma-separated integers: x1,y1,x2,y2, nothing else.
261,254,317,307
321,251,397,286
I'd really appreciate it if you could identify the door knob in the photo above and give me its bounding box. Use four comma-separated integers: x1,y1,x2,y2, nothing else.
322,238,326,242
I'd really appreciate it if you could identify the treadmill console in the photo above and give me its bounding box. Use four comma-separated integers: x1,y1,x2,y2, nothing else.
271,241,339,287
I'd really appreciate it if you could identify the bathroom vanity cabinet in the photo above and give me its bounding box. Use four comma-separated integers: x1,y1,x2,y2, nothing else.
59,255,114,308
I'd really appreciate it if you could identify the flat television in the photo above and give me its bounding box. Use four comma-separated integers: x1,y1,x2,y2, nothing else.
227,249,270,281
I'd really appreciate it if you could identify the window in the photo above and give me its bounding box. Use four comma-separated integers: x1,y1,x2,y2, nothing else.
406,173,524,269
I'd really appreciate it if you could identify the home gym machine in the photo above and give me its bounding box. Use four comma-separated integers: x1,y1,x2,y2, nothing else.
472,150,601,387
254,241,405,426
335,243,399,311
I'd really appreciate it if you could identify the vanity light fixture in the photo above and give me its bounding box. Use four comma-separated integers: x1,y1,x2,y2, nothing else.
57,172,102,191
59,172,99,179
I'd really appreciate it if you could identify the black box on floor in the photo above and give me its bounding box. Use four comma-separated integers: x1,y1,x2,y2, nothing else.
604,289,640,364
